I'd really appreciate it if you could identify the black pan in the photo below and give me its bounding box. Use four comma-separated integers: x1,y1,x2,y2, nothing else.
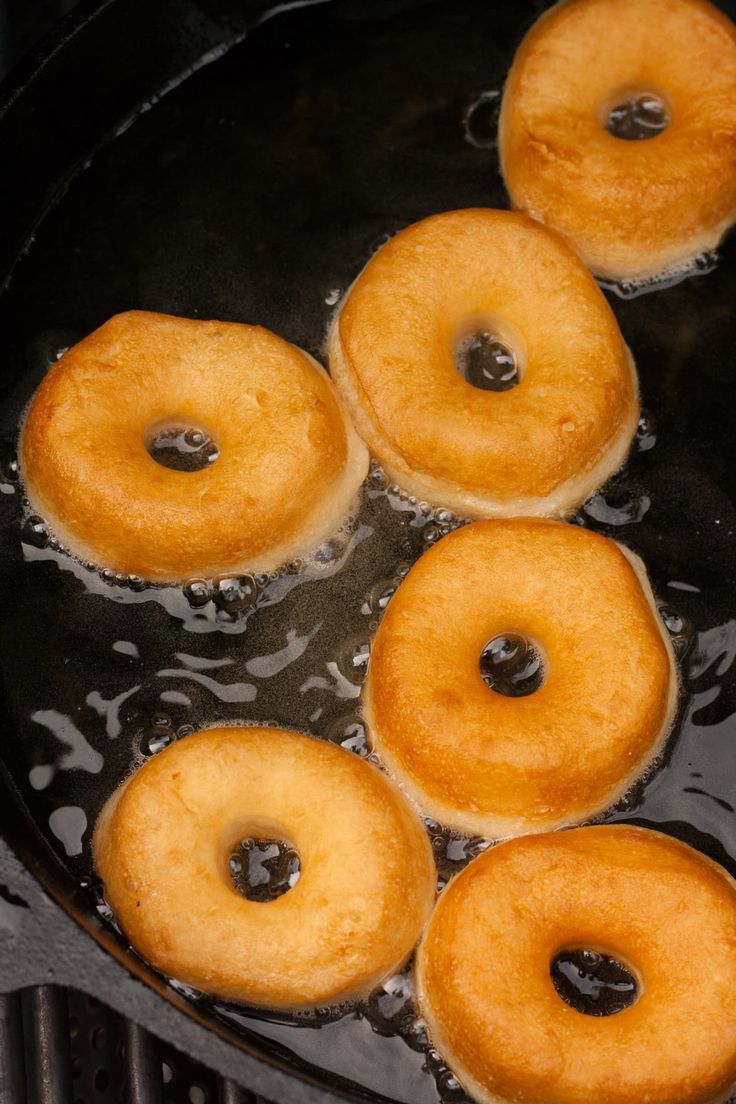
1,1,736,1102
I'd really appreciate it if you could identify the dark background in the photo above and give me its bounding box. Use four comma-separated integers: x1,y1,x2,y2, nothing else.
0,0,76,79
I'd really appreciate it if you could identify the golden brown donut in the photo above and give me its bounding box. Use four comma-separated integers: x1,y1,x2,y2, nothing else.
416,825,736,1104
20,311,368,582
93,726,436,1009
364,518,677,837
329,210,638,517
499,0,736,282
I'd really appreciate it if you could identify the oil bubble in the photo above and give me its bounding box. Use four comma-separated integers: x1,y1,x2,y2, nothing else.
0,443,19,491
636,412,656,452
362,577,397,617
142,730,173,756
365,970,414,1037
463,89,501,148
336,636,371,684
213,574,257,614
659,605,693,658
599,251,718,299
327,715,369,756
583,485,650,526
184,578,213,608
22,515,49,549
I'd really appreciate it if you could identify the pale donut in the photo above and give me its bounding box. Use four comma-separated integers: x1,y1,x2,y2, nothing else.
20,311,369,582
499,0,736,282
329,209,638,517
363,518,677,838
416,825,736,1104
93,726,436,1009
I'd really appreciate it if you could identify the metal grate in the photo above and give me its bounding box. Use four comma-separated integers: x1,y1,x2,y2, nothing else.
0,985,258,1104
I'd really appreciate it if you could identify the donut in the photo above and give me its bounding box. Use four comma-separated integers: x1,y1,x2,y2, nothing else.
499,0,736,282
328,210,638,517
363,518,677,838
93,726,436,1008
416,825,736,1104
20,311,369,582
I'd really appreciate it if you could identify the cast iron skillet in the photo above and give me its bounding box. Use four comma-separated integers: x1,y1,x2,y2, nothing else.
1,1,736,1102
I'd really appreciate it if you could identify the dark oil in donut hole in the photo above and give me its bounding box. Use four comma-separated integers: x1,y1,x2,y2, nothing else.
551,951,638,1016
455,331,518,391
229,838,301,903
606,93,669,141
479,634,543,697
1,1,736,1104
147,426,219,472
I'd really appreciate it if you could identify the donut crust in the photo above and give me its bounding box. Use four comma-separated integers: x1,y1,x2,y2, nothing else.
93,726,436,1009
416,826,736,1104
364,518,677,837
20,311,369,582
329,210,638,517
499,0,736,281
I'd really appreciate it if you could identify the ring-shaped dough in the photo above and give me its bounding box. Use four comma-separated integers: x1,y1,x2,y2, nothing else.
499,0,736,281
93,726,436,1009
364,518,677,837
416,825,736,1104
329,210,638,517
20,311,368,582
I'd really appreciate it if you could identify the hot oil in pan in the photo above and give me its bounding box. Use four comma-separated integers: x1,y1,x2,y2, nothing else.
0,0,735,1102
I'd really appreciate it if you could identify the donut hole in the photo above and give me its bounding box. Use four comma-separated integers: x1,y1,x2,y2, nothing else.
550,949,639,1016
453,315,525,393
602,89,670,141
228,837,301,903
479,633,543,697
145,420,219,472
